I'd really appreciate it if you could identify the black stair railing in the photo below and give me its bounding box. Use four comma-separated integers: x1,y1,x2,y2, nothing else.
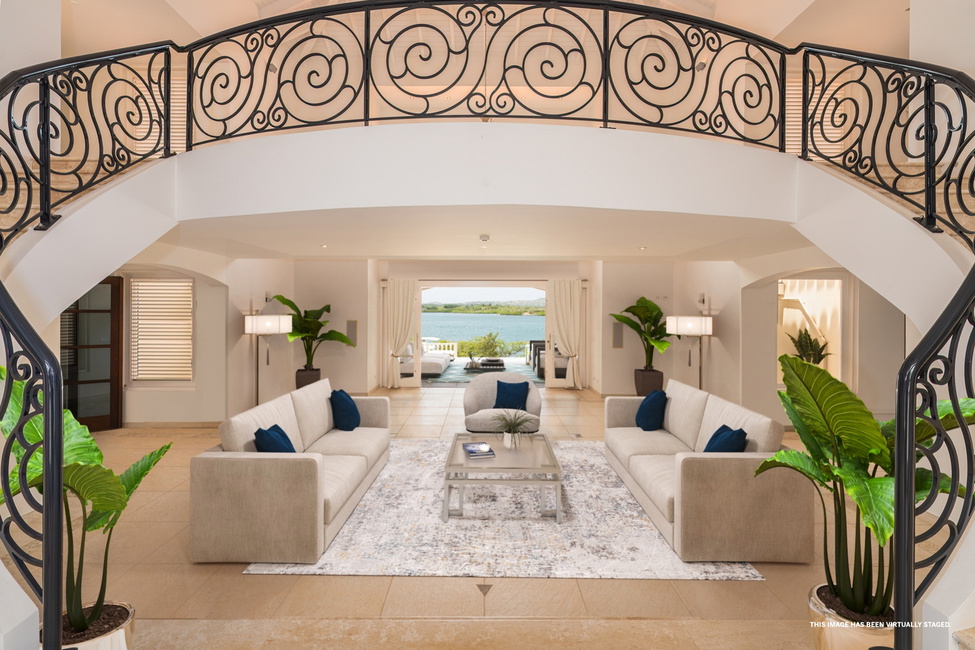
0,3,973,648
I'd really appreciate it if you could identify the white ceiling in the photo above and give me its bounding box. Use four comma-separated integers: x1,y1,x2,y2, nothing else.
59,0,904,263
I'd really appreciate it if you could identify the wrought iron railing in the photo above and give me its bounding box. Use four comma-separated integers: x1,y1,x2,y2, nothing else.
0,2,974,647
0,280,63,649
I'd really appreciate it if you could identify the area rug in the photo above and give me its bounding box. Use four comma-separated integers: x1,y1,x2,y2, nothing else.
245,439,763,581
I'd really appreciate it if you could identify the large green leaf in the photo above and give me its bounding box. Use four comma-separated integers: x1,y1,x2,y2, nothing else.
21,409,102,489
779,355,889,468
87,442,172,532
779,392,831,465
271,294,301,316
303,305,330,321
609,313,642,336
56,464,128,513
832,467,895,547
316,329,354,347
647,339,671,354
756,448,832,488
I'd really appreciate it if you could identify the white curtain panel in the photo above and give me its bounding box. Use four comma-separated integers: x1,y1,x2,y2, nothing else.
384,278,417,389
550,279,585,389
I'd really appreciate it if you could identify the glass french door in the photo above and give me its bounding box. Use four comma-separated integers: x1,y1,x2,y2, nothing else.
60,277,123,430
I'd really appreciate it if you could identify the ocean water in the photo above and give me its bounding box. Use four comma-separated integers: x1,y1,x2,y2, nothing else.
422,312,545,343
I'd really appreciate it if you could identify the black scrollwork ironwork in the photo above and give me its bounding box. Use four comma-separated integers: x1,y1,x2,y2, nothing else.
895,265,975,648
0,280,63,649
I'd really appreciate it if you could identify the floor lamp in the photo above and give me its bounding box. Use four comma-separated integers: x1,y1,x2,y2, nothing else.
666,316,713,389
244,314,292,406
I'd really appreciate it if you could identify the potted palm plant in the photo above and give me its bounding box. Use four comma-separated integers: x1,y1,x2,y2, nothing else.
272,295,356,388
610,297,677,395
788,327,830,365
757,355,967,648
0,367,170,648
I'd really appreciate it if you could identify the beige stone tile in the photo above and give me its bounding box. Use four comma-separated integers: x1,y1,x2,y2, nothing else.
382,577,486,617
82,521,187,565
173,564,299,619
263,619,698,650
138,467,190,492
484,578,588,618
688,619,815,649
405,414,447,426
275,575,391,618
396,425,441,438
752,562,825,619
126,491,190,523
134,619,276,649
577,579,693,619
672,580,797,621
105,562,220,618
145,526,193,564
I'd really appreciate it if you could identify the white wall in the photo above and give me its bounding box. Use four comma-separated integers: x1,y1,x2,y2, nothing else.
0,564,35,650
600,262,675,396
672,261,742,402
122,272,227,423
294,260,371,394
910,0,975,79
0,0,59,76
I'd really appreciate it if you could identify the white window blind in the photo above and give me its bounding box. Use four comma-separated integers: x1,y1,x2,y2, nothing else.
784,78,847,157
130,278,193,381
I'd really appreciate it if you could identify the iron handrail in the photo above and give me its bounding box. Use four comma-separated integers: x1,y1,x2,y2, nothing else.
0,3,973,648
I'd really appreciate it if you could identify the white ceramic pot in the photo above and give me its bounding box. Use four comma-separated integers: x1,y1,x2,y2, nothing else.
808,586,893,650
502,432,513,449
62,602,135,650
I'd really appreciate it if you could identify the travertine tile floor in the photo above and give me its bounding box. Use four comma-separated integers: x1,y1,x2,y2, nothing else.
3,386,822,649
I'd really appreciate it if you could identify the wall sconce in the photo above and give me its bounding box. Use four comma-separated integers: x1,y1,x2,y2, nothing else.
244,314,292,405
666,316,714,389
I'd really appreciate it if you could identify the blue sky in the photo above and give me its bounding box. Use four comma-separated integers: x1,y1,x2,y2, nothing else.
421,287,545,304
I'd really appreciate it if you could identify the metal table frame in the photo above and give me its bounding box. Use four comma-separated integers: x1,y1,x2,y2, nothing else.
442,432,563,523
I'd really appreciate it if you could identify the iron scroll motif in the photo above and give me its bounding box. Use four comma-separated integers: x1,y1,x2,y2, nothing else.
895,264,975,649
0,280,64,649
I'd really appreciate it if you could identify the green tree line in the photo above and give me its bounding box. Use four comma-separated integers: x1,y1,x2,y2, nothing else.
453,332,526,357
422,303,545,316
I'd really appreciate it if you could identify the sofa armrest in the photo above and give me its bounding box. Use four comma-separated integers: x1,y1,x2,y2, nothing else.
353,396,390,429
605,397,643,429
190,448,325,563
672,451,815,563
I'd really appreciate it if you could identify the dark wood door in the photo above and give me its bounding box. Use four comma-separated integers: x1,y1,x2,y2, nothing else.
60,277,122,431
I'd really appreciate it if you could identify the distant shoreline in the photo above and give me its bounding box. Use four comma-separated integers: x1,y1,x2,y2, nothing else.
422,303,545,317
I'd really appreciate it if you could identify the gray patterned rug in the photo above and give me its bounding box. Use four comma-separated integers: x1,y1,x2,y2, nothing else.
245,439,762,580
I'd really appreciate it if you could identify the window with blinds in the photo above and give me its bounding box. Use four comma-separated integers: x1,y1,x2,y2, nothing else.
130,278,193,381
784,78,848,157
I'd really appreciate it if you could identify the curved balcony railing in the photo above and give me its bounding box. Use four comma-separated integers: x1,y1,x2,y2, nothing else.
1,2,975,648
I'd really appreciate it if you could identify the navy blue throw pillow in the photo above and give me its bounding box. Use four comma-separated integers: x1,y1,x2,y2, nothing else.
330,389,361,431
494,381,530,410
254,424,296,453
704,424,748,453
635,390,667,431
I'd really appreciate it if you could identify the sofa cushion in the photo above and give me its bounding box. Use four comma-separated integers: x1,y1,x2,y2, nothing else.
695,394,783,453
220,393,303,453
465,409,540,433
662,380,710,450
254,424,297,453
305,428,390,470
604,428,693,472
494,381,530,410
320,455,368,524
635,390,667,431
629,455,677,523
290,378,333,450
703,424,747,453
330,389,361,431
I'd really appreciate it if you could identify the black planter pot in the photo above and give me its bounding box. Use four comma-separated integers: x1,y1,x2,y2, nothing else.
296,367,321,389
634,368,663,396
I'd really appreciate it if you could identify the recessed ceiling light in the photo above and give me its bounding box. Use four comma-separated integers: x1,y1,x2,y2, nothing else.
321,244,328,248
639,246,647,250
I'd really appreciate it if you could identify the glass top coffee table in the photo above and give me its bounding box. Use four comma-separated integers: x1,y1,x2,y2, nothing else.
442,432,563,523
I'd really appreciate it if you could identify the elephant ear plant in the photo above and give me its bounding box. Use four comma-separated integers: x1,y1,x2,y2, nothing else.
272,295,355,369
0,366,171,636
609,297,677,369
757,355,968,620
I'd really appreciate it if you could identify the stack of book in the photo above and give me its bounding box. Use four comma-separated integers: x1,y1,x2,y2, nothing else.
462,442,495,459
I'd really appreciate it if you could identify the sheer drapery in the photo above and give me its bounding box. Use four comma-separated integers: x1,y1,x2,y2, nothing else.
384,278,417,388
550,279,585,389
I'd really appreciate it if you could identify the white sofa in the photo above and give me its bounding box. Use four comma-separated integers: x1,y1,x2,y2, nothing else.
604,379,814,563
190,378,390,564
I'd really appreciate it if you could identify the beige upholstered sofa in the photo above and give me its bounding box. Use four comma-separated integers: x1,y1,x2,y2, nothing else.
604,379,814,563
190,378,390,564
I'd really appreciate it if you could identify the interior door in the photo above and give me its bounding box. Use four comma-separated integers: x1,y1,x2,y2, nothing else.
60,277,123,431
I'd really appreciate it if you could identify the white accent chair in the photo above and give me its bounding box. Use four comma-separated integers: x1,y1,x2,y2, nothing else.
463,372,541,433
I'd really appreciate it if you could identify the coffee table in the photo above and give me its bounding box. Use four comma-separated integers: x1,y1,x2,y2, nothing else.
442,432,563,523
